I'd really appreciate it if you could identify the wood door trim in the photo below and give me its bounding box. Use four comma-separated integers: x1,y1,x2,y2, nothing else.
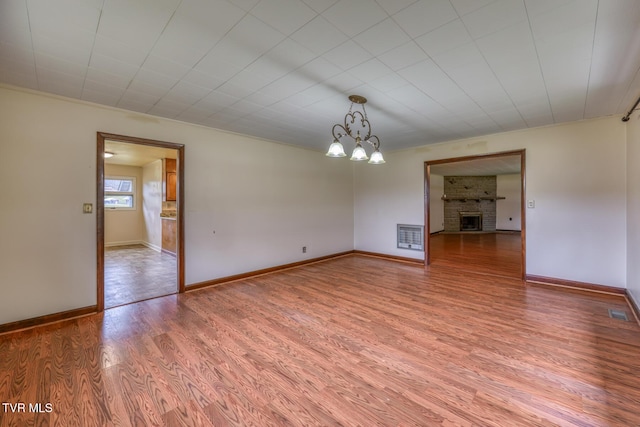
424,162,431,264
424,149,526,280
520,150,527,281
426,150,525,165
97,132,185,312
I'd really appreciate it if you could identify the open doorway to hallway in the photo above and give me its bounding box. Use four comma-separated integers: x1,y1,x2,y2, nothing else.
425,150,526,279
97,133,185,311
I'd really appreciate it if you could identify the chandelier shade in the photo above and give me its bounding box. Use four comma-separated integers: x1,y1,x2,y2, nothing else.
368,149,385,164
326,140,346,157
327,95,385,164
350,143,368,161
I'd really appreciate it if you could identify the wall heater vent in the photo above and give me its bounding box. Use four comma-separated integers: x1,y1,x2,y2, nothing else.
397,224,424,251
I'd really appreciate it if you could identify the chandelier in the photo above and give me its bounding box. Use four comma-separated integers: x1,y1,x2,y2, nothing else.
326,95,385,164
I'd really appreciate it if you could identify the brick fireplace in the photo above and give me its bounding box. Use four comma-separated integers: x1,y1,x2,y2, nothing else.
444,176,497,232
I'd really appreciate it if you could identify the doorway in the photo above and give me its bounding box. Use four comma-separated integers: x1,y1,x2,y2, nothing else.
97,133,185,311
424,150,526,279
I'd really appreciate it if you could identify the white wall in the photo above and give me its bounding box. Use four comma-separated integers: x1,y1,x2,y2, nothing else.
353,158,425,259
0,86,354,324
627,110,640,308
496,174,522,231
104,164,144,246
354,117,627,288
429,174,444,233
142,160,163,251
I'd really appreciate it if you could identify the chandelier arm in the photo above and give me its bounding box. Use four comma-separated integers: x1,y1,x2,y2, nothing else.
343,112,356,139
361,118,372,140
361,104,374,140
331,123,348,141
366,135,381,150
344,111,372,140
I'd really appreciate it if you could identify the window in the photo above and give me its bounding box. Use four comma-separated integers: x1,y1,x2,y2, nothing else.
105,176,136,209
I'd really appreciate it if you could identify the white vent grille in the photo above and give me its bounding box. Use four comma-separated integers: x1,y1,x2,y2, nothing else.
397,224,424,251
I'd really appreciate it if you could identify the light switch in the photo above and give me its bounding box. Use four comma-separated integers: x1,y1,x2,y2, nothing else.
83,203,93,214
527,200,535,209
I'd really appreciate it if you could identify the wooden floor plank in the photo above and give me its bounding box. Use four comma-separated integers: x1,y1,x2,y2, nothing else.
2,254,640,426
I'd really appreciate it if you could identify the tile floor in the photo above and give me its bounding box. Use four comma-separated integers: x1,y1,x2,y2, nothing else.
104,244,177,309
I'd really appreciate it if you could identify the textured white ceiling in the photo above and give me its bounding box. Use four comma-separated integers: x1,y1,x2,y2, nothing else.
105,140,177,167
1,0,640,154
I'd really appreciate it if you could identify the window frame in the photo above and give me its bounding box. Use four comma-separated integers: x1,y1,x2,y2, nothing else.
104,175,137,210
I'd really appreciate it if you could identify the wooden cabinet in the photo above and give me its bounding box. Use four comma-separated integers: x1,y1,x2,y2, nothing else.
166,171,176,201
163,158,177,202
161,218,177,255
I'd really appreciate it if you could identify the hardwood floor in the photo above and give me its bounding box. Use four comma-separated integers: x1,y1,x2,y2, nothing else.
1,256,639,426
105,244,177,309
430,232,522,278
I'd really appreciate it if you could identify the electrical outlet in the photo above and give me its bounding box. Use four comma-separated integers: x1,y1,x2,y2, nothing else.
527,200,535,209
302,246,307,253
83,203,93,214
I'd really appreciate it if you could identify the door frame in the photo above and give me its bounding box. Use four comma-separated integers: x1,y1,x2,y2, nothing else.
97,132,185,312
424,149,526,280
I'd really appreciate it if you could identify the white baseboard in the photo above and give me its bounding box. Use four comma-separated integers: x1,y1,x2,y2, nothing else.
141,241,162,253
105,240,143,247
105,240,162,253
